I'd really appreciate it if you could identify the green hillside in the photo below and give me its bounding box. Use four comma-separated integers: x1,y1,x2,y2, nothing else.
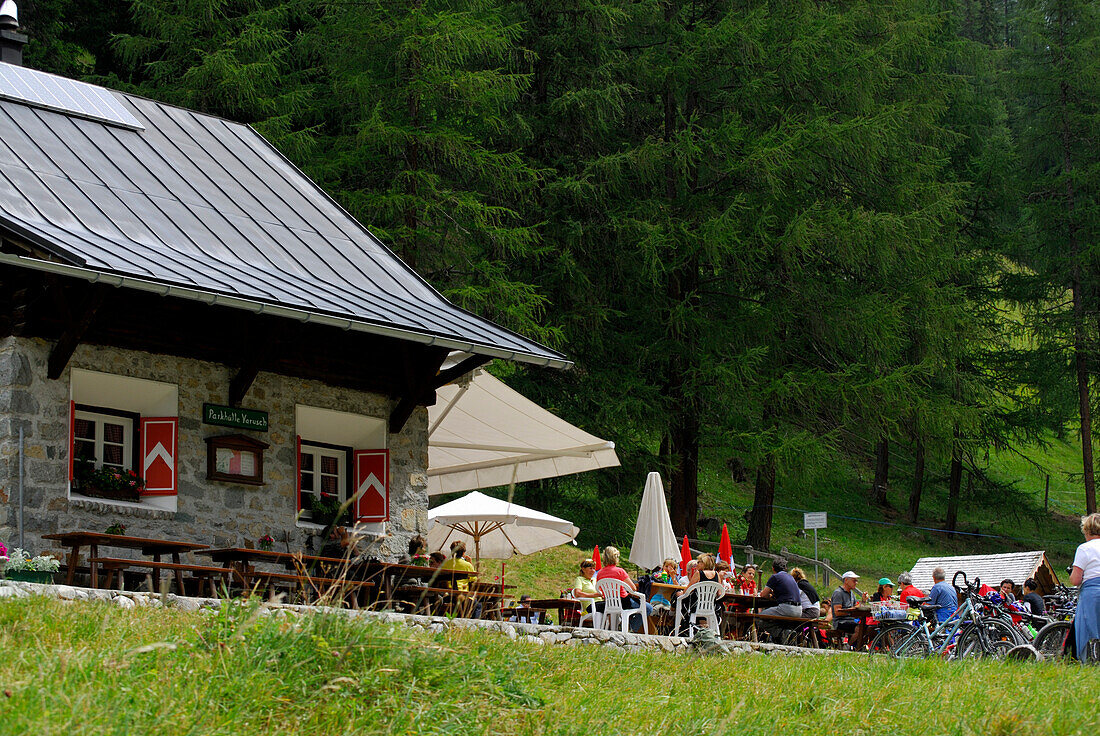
498,434,1090,600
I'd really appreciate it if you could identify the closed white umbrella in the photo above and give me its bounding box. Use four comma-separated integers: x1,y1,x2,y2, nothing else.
629,472,680,571
428,490,580,562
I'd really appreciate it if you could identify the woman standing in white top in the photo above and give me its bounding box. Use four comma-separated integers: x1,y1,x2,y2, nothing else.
1070,513,1100,660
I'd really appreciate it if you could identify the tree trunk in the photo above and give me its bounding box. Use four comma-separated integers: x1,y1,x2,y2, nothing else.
1061,73,1097,515
908,433,925,522
871,435,890,506
668,409,699,538
946,426,962,535
661,25,702,536
746,454,776,551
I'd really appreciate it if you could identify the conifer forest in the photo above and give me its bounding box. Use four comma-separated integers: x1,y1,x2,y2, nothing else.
19,0,1100,547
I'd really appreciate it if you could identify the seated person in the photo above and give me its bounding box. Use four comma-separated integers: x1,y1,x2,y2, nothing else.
998,578,1016,605
399,535,429,566
595,545,655,633
428,551,446,569
739,564,758,595
440,541,477,590
1020,578,1047,618
926,567,958,623
658,558,681,584
679,553,725,635
867,577,894,626
678,559,697,586
318,526,351,560
716,560,737,592
896,572,923,605
572,559,602,613
509,594,540,624
759,557,803,641
790,567,820,618
831,571,866,642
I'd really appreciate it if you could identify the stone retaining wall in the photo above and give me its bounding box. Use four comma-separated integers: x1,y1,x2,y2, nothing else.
0,580,845,658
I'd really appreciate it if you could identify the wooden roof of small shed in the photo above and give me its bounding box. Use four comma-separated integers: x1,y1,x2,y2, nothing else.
908,551,1059,594
0,62,568,369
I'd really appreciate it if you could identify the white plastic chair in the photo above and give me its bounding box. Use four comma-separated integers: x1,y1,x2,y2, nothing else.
674,581,723,637
596,579,648,635
576,598,599,628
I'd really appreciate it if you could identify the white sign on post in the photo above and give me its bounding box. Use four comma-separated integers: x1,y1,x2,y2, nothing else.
803,512,827,587
803,512,827,530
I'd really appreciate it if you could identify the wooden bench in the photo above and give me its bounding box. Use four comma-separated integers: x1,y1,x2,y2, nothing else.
725,611,817,643
243,571,374,605
89,557,237,596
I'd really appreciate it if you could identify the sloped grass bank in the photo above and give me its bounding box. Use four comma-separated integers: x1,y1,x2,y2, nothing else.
1,597,1098,736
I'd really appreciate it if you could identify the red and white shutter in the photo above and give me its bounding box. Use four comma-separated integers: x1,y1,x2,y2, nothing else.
68,400,76,481
353,449,389,522
140,417,178,496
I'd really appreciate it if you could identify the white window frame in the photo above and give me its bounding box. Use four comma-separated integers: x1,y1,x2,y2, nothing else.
299,441,349,519
69,369,179,513
73,408,135,472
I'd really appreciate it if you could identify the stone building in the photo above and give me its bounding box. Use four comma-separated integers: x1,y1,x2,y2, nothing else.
0,20,567,560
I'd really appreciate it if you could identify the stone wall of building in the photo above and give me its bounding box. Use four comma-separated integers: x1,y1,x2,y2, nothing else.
0,335,429,560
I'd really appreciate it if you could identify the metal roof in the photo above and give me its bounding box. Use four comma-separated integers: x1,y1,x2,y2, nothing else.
908,551,1057,593
0,62,568,368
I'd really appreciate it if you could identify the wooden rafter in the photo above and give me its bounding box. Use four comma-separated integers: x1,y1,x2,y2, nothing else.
388,348,456,434
47,286,104,379
228,323,273,407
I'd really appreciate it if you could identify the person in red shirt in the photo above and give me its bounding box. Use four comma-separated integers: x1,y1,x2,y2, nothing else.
897,572,923,605
595,545,655,633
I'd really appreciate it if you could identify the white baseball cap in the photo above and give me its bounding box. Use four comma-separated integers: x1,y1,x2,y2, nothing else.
841,571,860,580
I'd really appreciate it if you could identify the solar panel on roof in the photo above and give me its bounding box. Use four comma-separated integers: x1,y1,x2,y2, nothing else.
0,62,144,131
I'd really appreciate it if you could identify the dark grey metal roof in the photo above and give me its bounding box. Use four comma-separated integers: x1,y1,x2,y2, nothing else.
0,62,568,368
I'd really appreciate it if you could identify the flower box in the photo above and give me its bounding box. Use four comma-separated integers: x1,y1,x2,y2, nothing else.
75,479,142,503
4,569,54,584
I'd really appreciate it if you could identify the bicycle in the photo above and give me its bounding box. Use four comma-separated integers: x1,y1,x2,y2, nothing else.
869,572,1018,659
1032,585,1078,660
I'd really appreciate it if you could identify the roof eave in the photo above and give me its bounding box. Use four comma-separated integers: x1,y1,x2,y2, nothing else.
0,253,573,370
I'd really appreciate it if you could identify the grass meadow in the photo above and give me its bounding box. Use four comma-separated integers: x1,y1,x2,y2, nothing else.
1,596,1098,736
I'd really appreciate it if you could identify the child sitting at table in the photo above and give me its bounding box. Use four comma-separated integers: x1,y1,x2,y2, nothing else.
658,558,680,584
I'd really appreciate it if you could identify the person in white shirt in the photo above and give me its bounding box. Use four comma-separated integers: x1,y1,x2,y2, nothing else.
1070,513,1100,660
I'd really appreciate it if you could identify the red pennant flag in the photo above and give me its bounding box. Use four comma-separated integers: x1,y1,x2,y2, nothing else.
680,535,692,577
592,545,602,571
718,524,733,567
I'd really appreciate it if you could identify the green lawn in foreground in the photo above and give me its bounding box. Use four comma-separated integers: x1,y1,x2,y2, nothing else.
1,596,1098,736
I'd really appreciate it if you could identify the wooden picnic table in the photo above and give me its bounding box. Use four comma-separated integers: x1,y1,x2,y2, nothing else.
392,584,508,618
834,605,875,647
196,547,349,588
43,531,209,590
527,598,586,626
356,561,475,602
196,548,378,602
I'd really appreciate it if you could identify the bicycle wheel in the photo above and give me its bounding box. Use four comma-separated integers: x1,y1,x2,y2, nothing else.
956,619,1019,659
1033,620,1072,661
793,624,820,649
892,631,933,659
868,624,910,656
